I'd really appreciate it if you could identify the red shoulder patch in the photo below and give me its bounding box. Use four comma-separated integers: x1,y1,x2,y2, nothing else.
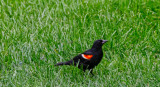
82,54,93,60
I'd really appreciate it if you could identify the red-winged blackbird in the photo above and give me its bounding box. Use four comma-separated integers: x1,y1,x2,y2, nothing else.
55,39,108,75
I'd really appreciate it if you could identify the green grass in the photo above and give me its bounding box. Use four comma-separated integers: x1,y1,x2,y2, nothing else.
0,0,160,86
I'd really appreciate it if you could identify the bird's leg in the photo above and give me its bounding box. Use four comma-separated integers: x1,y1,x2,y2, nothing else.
90,69,94,75
83,69,86,72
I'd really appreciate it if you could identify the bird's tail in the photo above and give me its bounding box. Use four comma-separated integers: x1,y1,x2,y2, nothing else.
54,60,73,66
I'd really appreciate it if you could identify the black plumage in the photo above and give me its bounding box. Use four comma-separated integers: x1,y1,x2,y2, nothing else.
55,39,108,75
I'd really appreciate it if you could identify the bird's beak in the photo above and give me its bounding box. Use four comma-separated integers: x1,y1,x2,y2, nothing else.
102,40,108,44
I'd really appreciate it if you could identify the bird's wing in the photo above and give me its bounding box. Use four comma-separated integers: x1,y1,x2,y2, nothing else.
81,50,94,60
71,49,94,67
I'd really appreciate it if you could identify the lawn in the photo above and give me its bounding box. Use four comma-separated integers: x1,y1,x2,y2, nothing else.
0,0,160,86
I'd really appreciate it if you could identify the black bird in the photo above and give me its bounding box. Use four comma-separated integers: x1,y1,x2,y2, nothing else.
55,39,108,75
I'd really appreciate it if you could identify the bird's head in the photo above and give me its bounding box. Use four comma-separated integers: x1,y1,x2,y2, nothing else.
91,39,108,49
